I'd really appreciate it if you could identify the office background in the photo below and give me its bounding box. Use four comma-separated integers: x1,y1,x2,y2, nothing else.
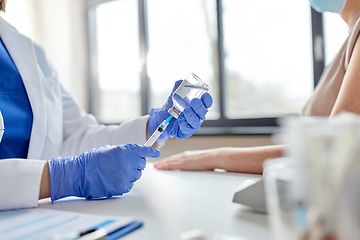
0,0,348,160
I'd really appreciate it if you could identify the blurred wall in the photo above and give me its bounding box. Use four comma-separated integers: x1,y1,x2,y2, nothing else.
1,0,88,110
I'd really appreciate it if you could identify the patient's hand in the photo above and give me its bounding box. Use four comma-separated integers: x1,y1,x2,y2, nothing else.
154,149,221,171
154,145,284,174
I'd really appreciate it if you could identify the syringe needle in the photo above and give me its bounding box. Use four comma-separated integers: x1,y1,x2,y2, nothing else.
144,115,173,147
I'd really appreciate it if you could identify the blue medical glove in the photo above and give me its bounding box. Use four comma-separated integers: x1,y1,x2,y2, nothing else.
148,80,213,142
48,144,160,201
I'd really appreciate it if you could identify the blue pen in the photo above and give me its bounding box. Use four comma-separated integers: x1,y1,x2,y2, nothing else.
52,228,107,240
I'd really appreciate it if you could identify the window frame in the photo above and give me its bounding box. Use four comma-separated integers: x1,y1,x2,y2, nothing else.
85,0,325,135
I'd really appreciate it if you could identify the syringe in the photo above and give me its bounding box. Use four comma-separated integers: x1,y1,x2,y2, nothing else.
144,115,173,147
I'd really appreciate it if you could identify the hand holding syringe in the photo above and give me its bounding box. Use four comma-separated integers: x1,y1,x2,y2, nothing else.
145,73,211,147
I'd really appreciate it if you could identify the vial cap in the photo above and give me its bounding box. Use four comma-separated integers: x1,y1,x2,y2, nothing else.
168,108,179,118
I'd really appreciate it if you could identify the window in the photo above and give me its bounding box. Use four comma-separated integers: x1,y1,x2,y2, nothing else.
147,0,220,120
323,12,348,65
222,0,313,119
86,0,336,134
92,0,141,123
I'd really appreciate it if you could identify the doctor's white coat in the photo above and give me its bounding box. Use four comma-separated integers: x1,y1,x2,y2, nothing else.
0,18,149,210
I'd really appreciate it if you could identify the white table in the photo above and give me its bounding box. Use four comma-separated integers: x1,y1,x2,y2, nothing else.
38,163,270,240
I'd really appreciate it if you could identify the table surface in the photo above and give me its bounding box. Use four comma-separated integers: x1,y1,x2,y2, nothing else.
38,163,269,240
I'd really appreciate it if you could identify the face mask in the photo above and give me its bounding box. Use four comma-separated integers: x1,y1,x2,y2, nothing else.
308,0,347,13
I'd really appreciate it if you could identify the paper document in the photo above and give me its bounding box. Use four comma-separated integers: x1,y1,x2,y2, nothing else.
0,208,142,240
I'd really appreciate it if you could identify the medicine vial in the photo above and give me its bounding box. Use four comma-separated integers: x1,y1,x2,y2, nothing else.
168,72,210,118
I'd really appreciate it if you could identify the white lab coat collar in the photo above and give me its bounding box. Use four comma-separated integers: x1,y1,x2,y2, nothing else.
0,17,46,159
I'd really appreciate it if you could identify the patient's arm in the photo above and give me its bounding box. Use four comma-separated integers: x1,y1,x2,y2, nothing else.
154,145,284,174
330,34,360,116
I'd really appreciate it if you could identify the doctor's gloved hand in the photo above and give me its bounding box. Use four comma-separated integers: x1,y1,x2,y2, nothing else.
148,80,213,142
48,144,160,202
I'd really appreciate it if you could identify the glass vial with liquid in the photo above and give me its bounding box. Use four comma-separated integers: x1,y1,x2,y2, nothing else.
168,72,210,118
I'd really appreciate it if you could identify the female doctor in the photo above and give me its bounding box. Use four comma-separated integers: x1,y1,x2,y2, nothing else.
0,1,213,211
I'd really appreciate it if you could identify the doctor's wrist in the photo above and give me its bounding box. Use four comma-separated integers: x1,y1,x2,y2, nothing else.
39,161,51,199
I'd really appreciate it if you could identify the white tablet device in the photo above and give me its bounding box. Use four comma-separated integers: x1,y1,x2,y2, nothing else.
232,158,292,214
233,178,266,213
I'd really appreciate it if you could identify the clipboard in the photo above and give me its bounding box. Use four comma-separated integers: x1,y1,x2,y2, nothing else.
0,208,142,240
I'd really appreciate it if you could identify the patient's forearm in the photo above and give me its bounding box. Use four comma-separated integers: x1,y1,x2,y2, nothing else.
216,145,285,174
